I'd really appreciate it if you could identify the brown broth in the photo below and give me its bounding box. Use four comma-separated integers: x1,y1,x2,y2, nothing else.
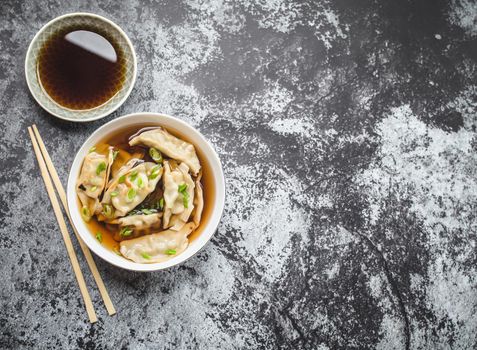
37,25,125,110
79,124,216,256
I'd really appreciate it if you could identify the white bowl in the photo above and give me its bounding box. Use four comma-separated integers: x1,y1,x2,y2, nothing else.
67,113,225,271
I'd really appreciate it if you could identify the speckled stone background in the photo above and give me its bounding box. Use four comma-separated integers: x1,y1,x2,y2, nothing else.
1,0,477,349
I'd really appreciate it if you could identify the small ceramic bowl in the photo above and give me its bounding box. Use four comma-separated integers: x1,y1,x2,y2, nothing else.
25,13,137,122
67,113,226,272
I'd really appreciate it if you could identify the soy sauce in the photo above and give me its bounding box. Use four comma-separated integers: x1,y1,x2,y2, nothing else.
37,26,125,110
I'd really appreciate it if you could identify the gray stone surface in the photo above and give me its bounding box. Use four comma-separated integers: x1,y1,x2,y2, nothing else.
1,0,477,349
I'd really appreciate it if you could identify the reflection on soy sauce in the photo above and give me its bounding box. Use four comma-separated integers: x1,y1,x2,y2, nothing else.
37,26,125,110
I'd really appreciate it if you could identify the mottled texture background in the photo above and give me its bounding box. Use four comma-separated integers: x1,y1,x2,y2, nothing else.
1,0,477,349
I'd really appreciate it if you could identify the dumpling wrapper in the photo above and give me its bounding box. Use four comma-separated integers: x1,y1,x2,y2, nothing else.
192,171,204,228
77,151,110,198
107,162,163,217
120,222,195,263
110,213,162,240
102,158,142,204
112,213,162,230
129,127,201,176
77,150,112,220
169,163,195,231
162,161,195,229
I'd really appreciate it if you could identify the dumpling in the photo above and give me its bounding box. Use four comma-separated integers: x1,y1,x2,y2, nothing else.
110,212,162,240
169,163,195,231
129,127,201,176
192,171,204,227
162,161,195,229
77,150,112,221
77,151,110,198
103,158,142,204
105,162,163,217
119,222,195,263
114,212,162,230
77,191,102,222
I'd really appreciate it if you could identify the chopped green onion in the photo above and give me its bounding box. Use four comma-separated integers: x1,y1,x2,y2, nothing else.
118,175,126,184
149,148,163,163
120,227,133,237
95,232,103,243
137,177,144,188
141,252,151,259
165,249,176,255
159,198,164,210
112,150,119,161
178,184,189,208
149,165,162,180
89,146,96,153
81,206,91,222
102,204,114,218
96,162,106,175
127,188,137,200
129,170,138,181
141,208,153,215
90,186,97,192
110,190,119,197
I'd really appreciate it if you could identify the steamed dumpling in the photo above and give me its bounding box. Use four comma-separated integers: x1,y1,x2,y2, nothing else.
103,158,142,204
119,222,195,263
110,212,162,240
106,162,163,217
113,212,162,230
77,191,102,221
192,171,204,227
77,150,112,220
162,161,195,229
77,151,110,198
129,127,201,176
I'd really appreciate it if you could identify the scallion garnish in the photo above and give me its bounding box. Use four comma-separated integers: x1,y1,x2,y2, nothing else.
81,206,91,222
110,190,119,197
141,208,153,215
137,177,144,188
129,170,138,181
89,146,96,153
165,249,176,255
112,150,119,161
120,227,133,237
149,165,162,180
90,186,97,192
159,197,164,210
127,188,137,200
96,162,106,175
149,148,163,163
141,252,151,259
178,184,189,208
102,204,114,218
95,232,103,243
118,175,126,183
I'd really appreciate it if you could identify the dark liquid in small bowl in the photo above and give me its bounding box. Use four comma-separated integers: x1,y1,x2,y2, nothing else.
37,25,126,110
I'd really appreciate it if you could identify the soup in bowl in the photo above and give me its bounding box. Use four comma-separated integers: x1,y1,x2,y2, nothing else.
67,113,225,271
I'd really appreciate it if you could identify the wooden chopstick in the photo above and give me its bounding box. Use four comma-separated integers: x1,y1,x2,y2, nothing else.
28,127,98,323
32,125,116,316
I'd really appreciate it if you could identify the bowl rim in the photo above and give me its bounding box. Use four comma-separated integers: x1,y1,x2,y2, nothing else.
66,112,226,271
24,12,138,123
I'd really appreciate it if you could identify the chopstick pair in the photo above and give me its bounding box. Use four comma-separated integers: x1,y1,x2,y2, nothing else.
28,125,116,323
